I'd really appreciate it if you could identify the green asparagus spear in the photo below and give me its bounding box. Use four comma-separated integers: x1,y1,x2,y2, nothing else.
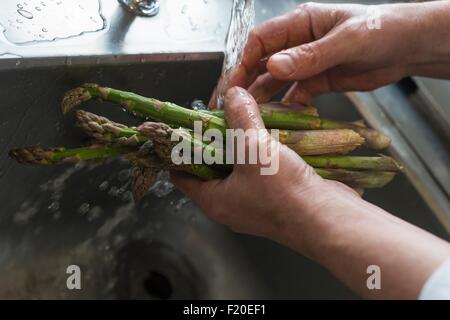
278,129,364,155
302,155,402,171
8,145,135,165
314,168,396,189
77,110,364,157
63,84,228,134
9,144,396,189
62,84,390,150
76,111,400,172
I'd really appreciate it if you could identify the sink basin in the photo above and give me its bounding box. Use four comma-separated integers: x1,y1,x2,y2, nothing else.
0,59,448,300
0,0,449,300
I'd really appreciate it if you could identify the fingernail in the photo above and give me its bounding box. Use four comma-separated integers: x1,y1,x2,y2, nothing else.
270,53,296,77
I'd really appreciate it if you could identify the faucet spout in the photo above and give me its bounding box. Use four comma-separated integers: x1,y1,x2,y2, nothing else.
118,0,160,17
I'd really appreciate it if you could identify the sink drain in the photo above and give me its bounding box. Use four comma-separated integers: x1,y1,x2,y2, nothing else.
116,240,205,299
143,270,172,300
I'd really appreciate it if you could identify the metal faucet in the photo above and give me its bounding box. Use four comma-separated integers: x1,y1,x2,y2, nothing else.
118,0,160,17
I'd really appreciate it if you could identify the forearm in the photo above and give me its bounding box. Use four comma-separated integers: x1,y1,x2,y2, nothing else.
405,0,450,78
280,190,450,299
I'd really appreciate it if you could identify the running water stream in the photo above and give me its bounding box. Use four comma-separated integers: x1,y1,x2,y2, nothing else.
215,0,255,109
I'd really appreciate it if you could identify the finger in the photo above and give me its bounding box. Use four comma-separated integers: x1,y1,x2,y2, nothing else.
282,73,332,103
170,170,221,208
248,72,288,103
211,3,334,108
242,3,335,75
282,66,404,103
282,82,313,104
224,87,265,130
267,31,351,81
224,87,274,173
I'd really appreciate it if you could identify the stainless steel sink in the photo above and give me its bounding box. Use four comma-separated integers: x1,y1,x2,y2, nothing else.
0,0,448,299
0,60,447,299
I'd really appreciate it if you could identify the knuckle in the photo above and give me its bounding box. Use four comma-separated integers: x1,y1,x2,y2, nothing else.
295,161,317,182
295,42,321,68
297,2,318,12
205,205,227,224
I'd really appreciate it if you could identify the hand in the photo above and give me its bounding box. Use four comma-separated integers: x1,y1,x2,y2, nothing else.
173,87,450,299
209,1,450,106
172,86,360,250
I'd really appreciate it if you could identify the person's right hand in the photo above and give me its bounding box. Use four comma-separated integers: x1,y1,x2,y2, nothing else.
210,1,450,107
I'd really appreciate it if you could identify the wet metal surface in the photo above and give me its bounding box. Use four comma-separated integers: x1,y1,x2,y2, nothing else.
0,0,105,44
0,0,231,61
0,0,449,299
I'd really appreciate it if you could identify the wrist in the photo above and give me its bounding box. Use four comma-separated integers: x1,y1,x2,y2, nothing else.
274,179,367,258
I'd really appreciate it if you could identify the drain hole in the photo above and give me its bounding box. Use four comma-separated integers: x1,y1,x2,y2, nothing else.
143,271,172,300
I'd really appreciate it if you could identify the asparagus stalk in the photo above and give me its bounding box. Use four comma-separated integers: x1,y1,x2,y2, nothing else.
278,129,364,155
9,143,224,180
213,111,389,150
76,110,147,145
314,168,396,189
77,110,365,157
302,155,401,171
205,101,319,121
9,144,396,188
63,84,228,134
62,84,390,150
8,145,135,165
76,111,401,172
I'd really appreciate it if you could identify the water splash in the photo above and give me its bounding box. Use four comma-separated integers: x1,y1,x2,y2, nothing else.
215,0,255,108
0,0,105,44
148,171,174,198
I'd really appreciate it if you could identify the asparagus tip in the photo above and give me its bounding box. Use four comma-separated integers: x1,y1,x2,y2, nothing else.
62,86,91,114
62,83,106,114
9,147,60,165
131,166,160,202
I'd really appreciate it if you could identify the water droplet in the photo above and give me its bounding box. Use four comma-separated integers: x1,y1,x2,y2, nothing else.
174,197,190,212
118,169,130,182
87,206,102,221
52,211,62,220
35,6,41,11
16,18,23,24
17,4,23,9
42,28,48,32
48,201,60,211
149,172,174,198
99,181,109,191
191,99,207,111
108,186,120,197
41,2,46,6
78,203,90,215
121,191,132,202
181,5,188,14
17,9,33,19
15,60,21,66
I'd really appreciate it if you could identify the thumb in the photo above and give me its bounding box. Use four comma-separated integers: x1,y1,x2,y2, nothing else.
224,87,275,173
224,87,265,130
267,32,350,81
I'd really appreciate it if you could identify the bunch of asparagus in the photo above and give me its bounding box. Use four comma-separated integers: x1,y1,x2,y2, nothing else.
9,84,401,201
